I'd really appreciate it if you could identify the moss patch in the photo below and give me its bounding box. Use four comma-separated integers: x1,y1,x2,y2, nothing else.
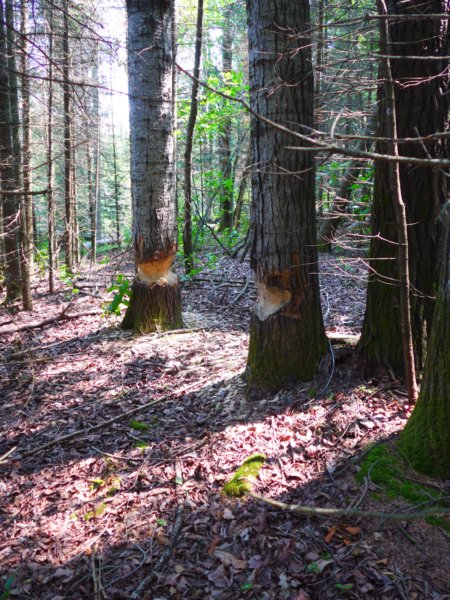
223,454,266,498
357,444,449,532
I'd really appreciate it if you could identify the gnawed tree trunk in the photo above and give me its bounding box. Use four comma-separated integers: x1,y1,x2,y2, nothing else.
245,0,327,391
183,0,204,274
358,0,449,377
400,205,449,478
0,0,21,302
122,0,182,334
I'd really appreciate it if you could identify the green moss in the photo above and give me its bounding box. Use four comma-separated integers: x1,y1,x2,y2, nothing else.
222,454,266,497
357,444,449,532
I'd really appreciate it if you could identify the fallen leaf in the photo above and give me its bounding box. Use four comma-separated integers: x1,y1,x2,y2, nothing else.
325,525,337,543
214,549,247,570
222,508,235,520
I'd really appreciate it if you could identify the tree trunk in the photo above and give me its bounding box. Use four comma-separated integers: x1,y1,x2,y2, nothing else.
183,0,204,274
122,0,182,334
358,0,448,376
46,3,56,293
20,0,33,310
233,141,251,230
245,0,327,391
400,204,449,478
218,6,233,233
110,61,121,247
0,0,21,302
63,0,75,273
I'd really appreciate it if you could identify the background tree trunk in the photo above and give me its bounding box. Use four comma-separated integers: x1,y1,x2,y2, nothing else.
183,0,204,274
0,0,21,302
20,0,33,310
218,5,233,233
46,3,56,294
122,0,182,334
245,0,327,390
358,0,449,376
400,204,449,478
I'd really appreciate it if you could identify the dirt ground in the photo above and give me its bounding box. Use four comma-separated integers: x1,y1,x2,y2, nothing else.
0,250,449,599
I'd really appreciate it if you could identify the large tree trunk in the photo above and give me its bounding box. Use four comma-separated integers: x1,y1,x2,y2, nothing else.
0,0,21,302
122,0,182,334
358,0,448,377
400,205,449,478
245,0,327,391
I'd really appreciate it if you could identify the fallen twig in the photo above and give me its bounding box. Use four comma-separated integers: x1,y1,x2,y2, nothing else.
249,492,450,521
0,301,100,335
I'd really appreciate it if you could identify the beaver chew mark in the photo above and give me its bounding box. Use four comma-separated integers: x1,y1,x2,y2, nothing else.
255,283,292,320
138,254,177,285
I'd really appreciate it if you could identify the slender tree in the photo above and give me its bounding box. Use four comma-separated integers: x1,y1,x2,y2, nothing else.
122,0,182,333
245,0,327,390
218,4,233,233
183,0,204,274
20,0,33,309
46,3,56,294
358,0,449,376
62,0,76,272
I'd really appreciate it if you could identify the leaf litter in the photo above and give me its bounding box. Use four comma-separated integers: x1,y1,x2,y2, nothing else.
0,250,448,599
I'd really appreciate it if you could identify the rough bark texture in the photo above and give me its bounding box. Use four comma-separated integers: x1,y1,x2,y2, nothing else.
245,0,327,390
20,0,33,310
359,0,449,376
0,0,21,302
123,0,182,333
400,207,449,478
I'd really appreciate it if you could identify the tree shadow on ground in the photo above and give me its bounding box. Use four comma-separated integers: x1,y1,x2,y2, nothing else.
1,337,448,599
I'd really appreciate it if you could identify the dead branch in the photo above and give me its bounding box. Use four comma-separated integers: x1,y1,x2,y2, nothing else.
0,302,100,335
250,492,450,521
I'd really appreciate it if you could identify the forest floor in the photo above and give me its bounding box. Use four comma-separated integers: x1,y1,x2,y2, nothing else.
0,249,449,600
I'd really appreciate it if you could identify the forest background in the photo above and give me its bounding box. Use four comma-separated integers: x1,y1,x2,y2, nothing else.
0,0,449,598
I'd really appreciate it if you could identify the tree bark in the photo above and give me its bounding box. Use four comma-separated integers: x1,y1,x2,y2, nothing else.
218,5,233,233
358,0,449,376
378,0,417,403
20,0,33,310
400,204,449,478
183,0,204,274
62,0,75,273
123,0,182,334
0,0,21,302
245,0,327,390
46,3,56,294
